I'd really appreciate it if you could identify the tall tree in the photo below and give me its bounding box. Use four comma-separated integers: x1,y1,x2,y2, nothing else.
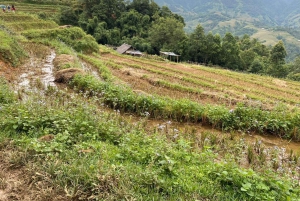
188,24,206,63
267,41,287,77
148,17,186,54
240,49,257,71
221,32,241,70
203,32,222,65
117,10,146,38
129,0,159,16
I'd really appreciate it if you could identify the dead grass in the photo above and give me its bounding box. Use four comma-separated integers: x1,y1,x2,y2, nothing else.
54,68,84,83
102,53,300,109
272,79,287,87
53,54,76,70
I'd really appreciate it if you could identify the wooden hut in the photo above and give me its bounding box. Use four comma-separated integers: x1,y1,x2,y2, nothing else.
116,43,143,57
160,51,180,62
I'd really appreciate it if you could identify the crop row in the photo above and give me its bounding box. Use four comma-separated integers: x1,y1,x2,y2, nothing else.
0,15,36,22
128,56,300,101
101,57,224,97
106,54,300,105
6,21,58,32
79,54,113,81
113,53,300,99
191,65,300,97
69,72,300,141
102,56,298,105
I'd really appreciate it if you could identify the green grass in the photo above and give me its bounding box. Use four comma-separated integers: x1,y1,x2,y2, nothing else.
69,73,300,141
0,29,27,66
0,77,16,103
22,27,99,54
0,87,299,200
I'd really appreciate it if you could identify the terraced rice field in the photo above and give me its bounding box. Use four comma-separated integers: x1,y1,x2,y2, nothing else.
95,51,300,110
0,2,63,13
1,8,300,200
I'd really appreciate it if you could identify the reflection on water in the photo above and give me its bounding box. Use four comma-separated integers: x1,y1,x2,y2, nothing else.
81,61,101,79
41,51,56,88
17,50,56,90
144,118,300,154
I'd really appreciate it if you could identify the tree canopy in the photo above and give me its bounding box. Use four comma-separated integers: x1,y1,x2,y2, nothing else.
58,0,296,79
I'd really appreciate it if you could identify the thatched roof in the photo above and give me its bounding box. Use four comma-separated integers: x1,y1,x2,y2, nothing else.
116,43,132,54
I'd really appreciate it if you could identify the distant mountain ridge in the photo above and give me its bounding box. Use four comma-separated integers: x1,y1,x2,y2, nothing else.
155,0,300,30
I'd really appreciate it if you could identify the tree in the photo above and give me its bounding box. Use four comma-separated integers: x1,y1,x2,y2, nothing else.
286,56,300,80
93,22,110,44
221,32,241,70
128,0,159,17
270,41,287,65
187,24,206,63
240,49,257,71
203,32,221,65
239,34,251,51
117,10,149,38
248,58,265,74
267,41,287,78
148,17,186,54
60,8,79,26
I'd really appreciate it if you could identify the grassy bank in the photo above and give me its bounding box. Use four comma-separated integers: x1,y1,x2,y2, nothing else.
0,82,299,200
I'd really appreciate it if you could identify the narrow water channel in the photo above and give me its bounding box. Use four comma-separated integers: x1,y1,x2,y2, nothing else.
18,50,56,90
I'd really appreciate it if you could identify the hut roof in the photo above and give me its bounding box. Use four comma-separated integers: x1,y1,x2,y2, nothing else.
116,43,132,54
160,52,180,56
126,50,143,55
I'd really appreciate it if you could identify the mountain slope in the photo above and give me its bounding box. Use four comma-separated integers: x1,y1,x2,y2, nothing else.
155,0,300,61
155,0,296,29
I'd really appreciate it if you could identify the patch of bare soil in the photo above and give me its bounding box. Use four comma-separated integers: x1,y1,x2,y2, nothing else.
0,145,68,201
0,60,20,83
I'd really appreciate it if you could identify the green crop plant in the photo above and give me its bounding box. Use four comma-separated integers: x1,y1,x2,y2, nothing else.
6,21,58,32
69,73,300,141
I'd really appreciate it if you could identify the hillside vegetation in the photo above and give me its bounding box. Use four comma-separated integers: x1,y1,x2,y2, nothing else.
0,3,300,201
156,0,300,62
